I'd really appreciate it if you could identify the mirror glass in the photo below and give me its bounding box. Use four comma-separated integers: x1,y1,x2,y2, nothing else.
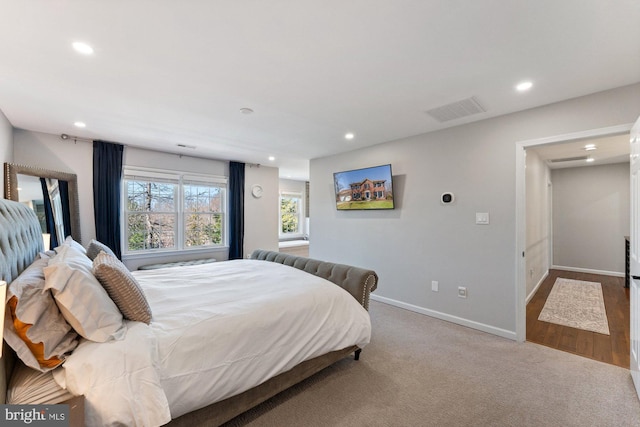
4,163,82,246
15,174,66,248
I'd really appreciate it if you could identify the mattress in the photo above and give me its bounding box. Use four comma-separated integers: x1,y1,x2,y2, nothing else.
53,259,372,426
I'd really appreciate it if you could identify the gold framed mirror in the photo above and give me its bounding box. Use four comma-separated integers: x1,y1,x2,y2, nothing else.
4,162,82,243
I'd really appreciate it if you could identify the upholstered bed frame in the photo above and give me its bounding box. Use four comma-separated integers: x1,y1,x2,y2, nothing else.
0,197,378,426
0,197,43,406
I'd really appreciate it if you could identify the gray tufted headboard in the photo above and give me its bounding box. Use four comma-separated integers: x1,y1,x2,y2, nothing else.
0,198,44,283
0,198,44,404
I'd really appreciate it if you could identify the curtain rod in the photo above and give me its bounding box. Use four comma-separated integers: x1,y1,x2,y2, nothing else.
60,133,93,143
60,133,255,168
59,133,246,165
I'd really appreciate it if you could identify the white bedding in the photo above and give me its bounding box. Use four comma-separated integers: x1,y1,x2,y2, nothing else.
54,259,372,426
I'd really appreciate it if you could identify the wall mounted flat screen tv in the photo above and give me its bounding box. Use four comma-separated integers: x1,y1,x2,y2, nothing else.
333,164,395,210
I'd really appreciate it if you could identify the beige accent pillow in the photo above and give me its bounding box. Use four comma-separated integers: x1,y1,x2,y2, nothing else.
86,239,116,261
93,252,152,324
4,256,78,372
43,244,126,342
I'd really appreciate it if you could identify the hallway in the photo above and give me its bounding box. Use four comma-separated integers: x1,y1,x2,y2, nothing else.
526,269,630,368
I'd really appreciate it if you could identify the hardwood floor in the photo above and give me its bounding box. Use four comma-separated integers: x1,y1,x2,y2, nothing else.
526,269,630,368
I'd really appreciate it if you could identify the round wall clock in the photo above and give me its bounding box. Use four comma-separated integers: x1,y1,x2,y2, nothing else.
251,184,264,198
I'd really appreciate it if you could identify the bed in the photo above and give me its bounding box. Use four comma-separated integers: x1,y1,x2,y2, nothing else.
0,197,378,426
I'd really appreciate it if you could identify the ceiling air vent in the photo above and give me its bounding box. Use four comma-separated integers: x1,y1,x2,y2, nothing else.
425,96,486,122
549,156,589,163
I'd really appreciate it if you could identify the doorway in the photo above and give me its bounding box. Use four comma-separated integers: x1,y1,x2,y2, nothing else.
526,269,630,367
515,124,634,358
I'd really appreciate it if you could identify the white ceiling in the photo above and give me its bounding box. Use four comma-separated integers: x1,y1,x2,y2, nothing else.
529,133,631,170
1,1,639,180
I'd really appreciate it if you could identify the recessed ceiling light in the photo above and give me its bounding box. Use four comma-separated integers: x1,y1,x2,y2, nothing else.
586,157,595,163
74,121,86,128
584,144,597,151
268,156,275,161
240,108,254,115
516,81,533,92
345,132,355,140
72,42,94,55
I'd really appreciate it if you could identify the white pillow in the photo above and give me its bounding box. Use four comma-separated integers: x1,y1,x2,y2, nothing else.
44,244,126,342
54,236,87,255
3,256,78,372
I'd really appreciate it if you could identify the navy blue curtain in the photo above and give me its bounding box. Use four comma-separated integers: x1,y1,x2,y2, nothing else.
228,161,245,260
40,178,58,249
93,140,124,259
58,180,72,239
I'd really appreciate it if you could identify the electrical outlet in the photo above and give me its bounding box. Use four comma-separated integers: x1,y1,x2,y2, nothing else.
458,286,467,298
431,280,438,292
529,268,534,278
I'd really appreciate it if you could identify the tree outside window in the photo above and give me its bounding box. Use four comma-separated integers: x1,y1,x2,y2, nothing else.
184,182,223,247
280,194,302,235
124,171,226,253
126,180,178,251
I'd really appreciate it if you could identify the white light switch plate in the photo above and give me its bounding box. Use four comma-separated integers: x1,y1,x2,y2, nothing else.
476,212,489,225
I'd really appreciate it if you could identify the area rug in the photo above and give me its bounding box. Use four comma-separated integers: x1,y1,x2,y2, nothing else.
538,278,610,335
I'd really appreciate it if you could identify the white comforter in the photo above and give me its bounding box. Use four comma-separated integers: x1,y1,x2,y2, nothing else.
54,260,372,426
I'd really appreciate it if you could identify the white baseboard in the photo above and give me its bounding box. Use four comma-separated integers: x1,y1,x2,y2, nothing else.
551,265,625,278
526,270,549,304
370,294,517,341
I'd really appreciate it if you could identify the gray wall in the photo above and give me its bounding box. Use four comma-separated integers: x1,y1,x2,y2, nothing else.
245,164,280,256
0,108,13,191
310,83,640,338
525,150,551,301
13,130,94,244
552,162,630,274
13,130,280,268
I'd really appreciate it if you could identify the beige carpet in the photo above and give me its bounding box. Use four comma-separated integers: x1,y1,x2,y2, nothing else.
222,301,639,427
538,278,610,335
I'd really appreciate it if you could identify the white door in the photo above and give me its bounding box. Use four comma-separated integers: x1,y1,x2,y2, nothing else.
630,115,640,399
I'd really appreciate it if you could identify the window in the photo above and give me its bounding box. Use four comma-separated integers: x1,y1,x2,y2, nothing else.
183,181,224,247
280,193,303,236
123,168,226,254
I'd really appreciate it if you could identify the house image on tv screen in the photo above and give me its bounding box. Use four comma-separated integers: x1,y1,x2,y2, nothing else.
349,178,387,201
333,164,394,210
